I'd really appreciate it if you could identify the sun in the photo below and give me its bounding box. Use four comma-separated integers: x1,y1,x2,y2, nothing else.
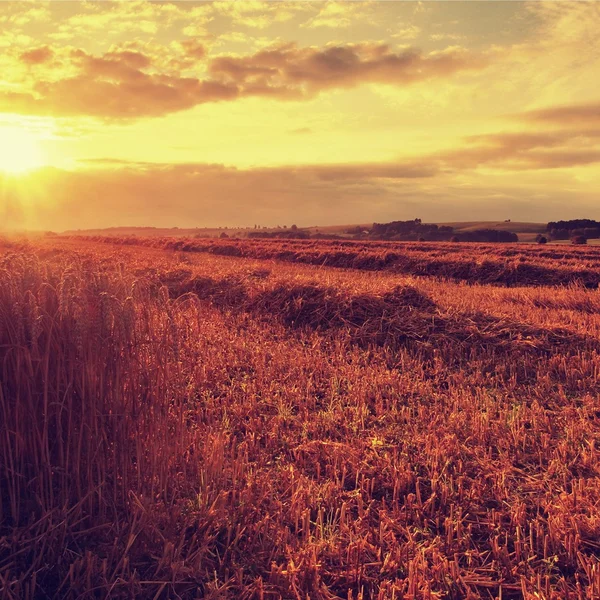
0,127,46,174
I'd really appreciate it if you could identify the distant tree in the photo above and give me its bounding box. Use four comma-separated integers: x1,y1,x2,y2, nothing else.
549,228,569,240
583,227,600,239
450,236,460,243
290,224,298,231
535,235,548,244
571,235,587,245
345,226,364,235
220,232,229,239
369,220,515,243
418,237,426,242
547,219,600,233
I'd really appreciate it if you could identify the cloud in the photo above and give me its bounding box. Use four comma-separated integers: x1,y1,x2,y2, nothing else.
179,40,206,60
430,33,465,43
520,101,600,126
435,129,600,171
47,1,178,38
297,162,437,181
1,159,439,230
75,159,437,181
208,1,307,29
526,0,600,52
391,25,422,41
302,2,376,29
209,42,487,95
0,46,239,119
0,42,488,120
4,159,597,231
20,46,54,65
433,101,600,171
0,5,50,28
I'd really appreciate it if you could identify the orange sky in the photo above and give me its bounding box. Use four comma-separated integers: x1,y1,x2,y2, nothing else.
1,0,599,230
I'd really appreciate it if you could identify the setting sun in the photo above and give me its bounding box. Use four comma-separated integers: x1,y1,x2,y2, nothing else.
0,127,45,174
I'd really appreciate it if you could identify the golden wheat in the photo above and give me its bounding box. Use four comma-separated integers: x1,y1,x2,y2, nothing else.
0,238,599,599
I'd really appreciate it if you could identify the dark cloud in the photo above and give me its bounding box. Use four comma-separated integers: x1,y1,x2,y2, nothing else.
1,42,487,120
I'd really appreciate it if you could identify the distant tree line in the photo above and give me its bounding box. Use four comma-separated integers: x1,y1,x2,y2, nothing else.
547,219,600,241
222,219,520,243
368,220,518,243
371,219,454,240
454,229,519,243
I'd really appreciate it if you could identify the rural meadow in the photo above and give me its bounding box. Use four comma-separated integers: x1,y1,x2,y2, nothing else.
1,1,600,599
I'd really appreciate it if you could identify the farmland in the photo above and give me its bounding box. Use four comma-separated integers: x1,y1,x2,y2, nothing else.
71,235,600,288
1,236,600,599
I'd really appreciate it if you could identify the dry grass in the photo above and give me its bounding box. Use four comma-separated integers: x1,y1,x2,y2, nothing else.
1,238,599,599
68,235,600,289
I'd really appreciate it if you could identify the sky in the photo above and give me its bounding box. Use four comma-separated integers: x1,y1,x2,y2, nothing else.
0,0,599,230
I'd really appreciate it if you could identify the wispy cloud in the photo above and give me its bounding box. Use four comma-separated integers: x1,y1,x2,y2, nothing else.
520,102,600,127
435,128,600,171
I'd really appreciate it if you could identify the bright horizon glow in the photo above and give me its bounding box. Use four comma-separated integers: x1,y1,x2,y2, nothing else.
0,127,46,174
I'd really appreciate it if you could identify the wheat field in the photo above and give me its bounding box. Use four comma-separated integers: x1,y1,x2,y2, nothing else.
1,236,599,599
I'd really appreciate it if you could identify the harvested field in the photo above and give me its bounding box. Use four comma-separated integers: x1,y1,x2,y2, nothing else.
69,235,600,288
1,237,600,599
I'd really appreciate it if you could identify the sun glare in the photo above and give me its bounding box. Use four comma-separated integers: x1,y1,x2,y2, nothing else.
0,127,45,174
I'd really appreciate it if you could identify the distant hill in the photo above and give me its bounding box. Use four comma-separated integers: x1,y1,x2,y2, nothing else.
62,226,256,238
305,221,546,236
62,221,548,241
440,221,547,234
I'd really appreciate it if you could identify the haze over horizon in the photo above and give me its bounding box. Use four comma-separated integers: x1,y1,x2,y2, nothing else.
1,0,599,230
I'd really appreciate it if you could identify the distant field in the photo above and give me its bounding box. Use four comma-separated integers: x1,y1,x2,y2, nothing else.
1,235,600,598
66,221,600,247
71,234,600,288
62,220,549,240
